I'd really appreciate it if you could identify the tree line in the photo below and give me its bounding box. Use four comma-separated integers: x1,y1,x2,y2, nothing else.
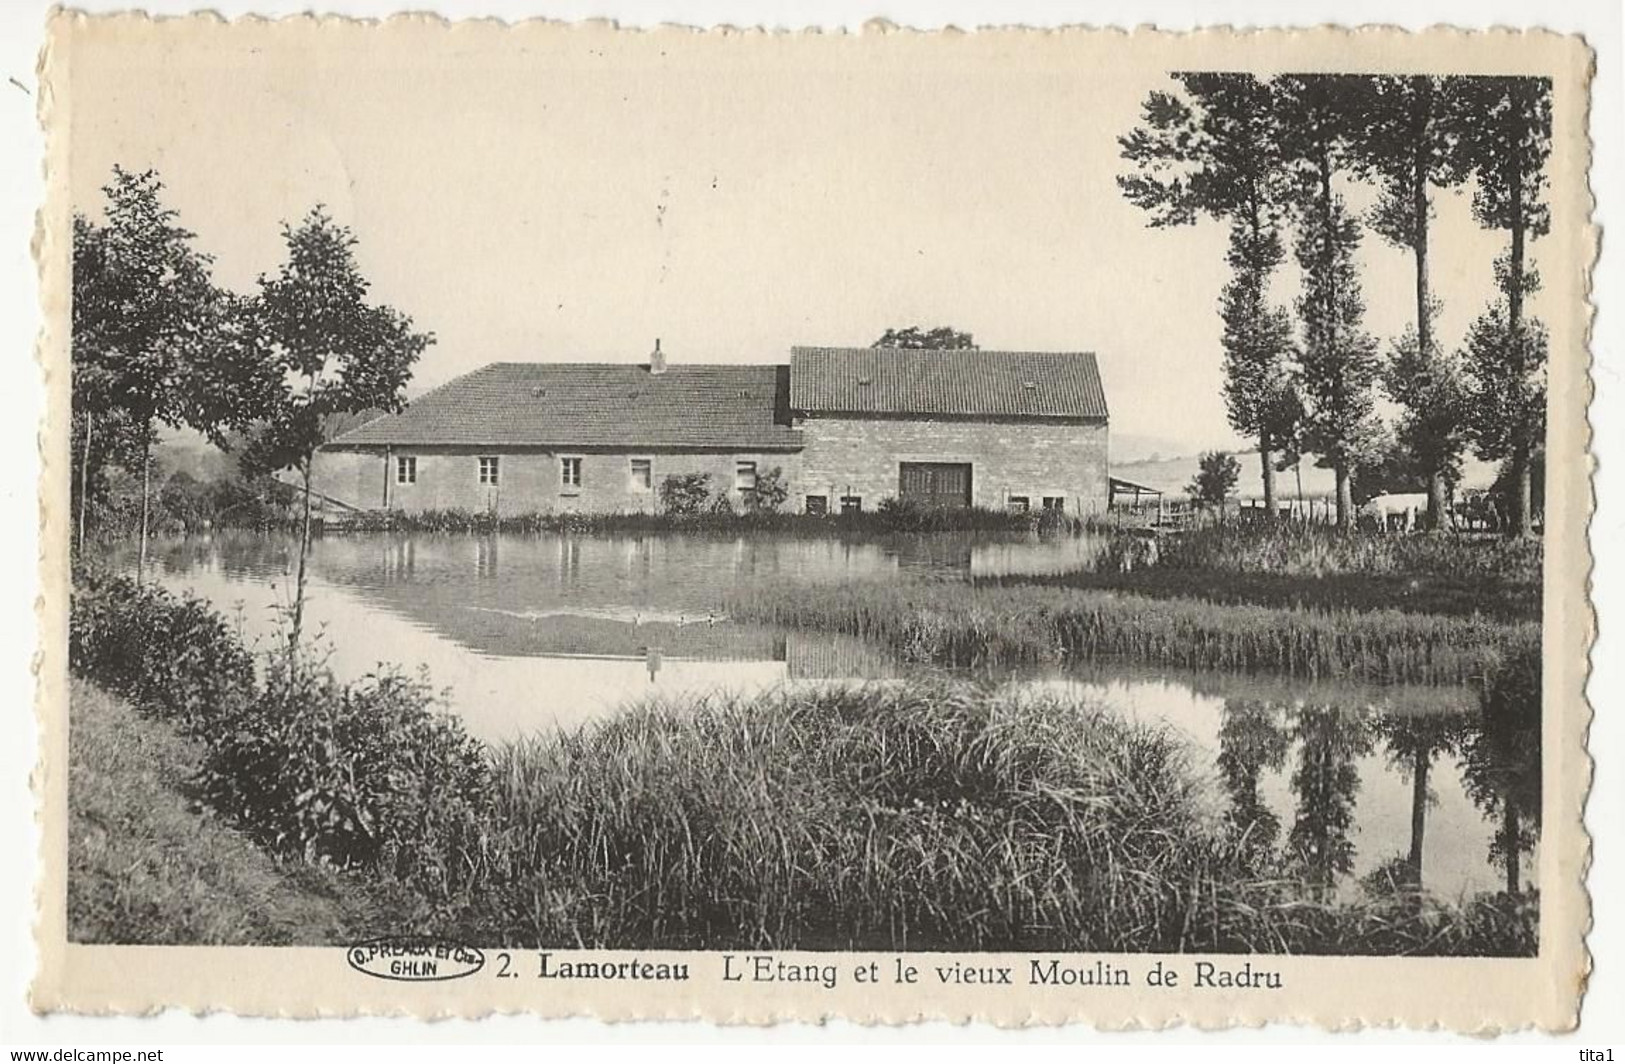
72,166,434,648
1119,73,1551,535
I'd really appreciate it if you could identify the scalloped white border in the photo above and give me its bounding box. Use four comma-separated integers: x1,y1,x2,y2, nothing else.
16,8,1603,1037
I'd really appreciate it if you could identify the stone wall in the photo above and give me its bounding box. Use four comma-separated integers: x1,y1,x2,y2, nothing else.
797,416,1108,514
318,446,802,515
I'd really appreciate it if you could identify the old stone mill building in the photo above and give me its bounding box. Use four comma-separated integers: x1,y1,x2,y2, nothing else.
320,343,1111,516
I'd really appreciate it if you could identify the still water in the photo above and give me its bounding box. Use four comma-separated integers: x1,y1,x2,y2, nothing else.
117,531,1538,900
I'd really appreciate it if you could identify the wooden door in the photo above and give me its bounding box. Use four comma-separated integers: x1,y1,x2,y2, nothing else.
899,462,972,508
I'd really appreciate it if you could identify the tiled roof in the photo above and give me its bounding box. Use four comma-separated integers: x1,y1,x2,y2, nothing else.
326,363,801,450
789,347,1108,420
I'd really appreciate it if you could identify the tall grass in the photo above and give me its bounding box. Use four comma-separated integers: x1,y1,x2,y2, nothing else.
730,581,1537,686
456,682,1533,954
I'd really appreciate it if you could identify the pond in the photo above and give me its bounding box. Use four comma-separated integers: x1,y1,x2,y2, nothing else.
112,530,1538,902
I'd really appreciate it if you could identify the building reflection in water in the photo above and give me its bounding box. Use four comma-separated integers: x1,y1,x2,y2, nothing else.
476,535,499,579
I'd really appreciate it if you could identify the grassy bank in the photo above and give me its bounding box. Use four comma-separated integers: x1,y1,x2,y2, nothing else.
1050,523,1542,621
68,679,405,944
996,568,1540,623
728,581,1537,686
69,570,1538,954
1152,523,1543,582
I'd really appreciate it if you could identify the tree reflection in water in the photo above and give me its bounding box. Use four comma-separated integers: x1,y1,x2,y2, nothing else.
1461,644,1542,895
1216,698,1290,865
1374,710,1472,890
1286,704,1373,897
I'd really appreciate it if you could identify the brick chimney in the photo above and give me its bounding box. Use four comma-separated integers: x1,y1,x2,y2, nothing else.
650,337,667,376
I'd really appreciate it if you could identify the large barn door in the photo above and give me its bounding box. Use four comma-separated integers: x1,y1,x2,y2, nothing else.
899,462,972,509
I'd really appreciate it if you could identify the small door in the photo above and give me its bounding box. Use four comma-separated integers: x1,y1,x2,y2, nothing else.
899,462,972,509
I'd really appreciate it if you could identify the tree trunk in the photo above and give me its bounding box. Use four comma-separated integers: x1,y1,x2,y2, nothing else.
1334,462,1353,528
137,428,151,583
1427,471,1450,532
1408,744,1429,885
77,409,93,553
1512,450,1534,537
1503,801,1521,895
1259,441,1277,520
291,459,314,658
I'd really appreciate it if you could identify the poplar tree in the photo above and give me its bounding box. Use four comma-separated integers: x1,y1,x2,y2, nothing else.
1455,76,1552,538
1119,73,1300,517
1349,75,1472,530
1275,75,1381,528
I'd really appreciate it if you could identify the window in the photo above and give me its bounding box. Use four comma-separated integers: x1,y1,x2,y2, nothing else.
805,495,828,516
1042,496,1065,511
560,456,582,490
735,460,758,492
396,455,417,485
1008,496,1029,513
629,458,653,492
478,456,500,485
840,495,863,515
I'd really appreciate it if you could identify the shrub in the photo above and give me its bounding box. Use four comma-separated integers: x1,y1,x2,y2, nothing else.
69,567,492,908
198,659,491,903
745,466,789,513
69,568,257,732
658,472,712,515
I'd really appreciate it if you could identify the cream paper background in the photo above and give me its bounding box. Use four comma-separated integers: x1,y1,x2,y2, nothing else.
23,11,1600,1033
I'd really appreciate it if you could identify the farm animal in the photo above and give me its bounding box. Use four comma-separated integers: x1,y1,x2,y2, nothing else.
1358,492,1430,532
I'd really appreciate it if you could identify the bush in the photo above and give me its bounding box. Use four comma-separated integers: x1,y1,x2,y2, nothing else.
69,567,492,907
198,659,491,903
658,472,713,515
745,466,789,513
69,568,257,732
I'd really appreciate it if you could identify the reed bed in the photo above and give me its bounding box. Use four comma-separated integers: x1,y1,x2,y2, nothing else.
728,582,1536,686
453,682,1532,954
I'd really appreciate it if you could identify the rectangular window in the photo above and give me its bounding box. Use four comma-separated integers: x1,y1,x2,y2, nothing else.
1008,496,1029,513
735,460,758,492
478,456,500,485
560,456,582,490
805,495,828,516
840,495,863,515
1042,496,1065,511
396,455,417,485
629,458,653,492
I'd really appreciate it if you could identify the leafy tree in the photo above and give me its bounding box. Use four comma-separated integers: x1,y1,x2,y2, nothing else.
1119,74,1300,517
1187,450,1240,507
71,168,223,570
1275,75,1382,527
1349,76,1473,529
871,326,977,350
240,207,433,651
1455,76,1552,538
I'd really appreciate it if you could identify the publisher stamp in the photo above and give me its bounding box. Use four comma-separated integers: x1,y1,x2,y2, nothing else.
30,14,1594,1029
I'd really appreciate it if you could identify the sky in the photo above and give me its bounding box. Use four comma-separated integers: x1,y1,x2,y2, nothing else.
63,19,1562,461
